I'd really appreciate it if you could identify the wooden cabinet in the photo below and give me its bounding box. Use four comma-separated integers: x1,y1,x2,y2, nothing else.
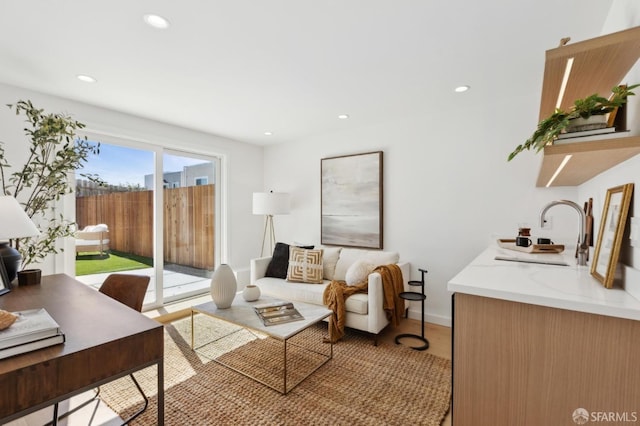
452,293,640,425
536,26,640,187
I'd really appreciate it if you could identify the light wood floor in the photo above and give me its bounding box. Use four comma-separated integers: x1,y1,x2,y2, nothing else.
378,318,452,426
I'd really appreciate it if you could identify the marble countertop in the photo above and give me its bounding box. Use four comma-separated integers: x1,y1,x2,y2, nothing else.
447,243,640,321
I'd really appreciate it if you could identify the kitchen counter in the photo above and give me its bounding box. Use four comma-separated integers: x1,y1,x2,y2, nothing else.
449,243,640,425
448,244,640,321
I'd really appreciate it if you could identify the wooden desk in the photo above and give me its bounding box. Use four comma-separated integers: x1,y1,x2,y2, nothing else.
0,274,164,424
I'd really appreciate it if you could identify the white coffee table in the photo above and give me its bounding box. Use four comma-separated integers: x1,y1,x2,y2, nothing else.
191,295,333,394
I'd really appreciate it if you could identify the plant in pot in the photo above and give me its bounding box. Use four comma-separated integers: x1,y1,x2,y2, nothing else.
508,83,639,161
0,100,103,285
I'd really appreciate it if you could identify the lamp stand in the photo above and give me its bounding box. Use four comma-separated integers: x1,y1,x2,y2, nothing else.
0,242,21,284
260,215,277,257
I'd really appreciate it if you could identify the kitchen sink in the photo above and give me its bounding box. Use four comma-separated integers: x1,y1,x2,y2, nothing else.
494,255,569,267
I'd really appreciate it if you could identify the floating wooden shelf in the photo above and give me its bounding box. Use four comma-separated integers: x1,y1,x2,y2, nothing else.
536,26,640,186
536,136,640,187
539,26,640,120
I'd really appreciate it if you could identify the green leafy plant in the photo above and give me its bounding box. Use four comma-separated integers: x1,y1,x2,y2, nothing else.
508,84,640,161
0,100,103,268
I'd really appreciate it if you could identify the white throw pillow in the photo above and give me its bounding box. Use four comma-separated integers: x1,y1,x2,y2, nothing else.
345,259,376,286
321,247,342,280
365,251,399,267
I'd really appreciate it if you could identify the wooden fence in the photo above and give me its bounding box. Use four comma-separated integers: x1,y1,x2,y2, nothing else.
76,184,215,270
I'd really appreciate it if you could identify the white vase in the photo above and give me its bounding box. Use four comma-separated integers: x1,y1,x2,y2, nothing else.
242,285,261,302
210,264,237,309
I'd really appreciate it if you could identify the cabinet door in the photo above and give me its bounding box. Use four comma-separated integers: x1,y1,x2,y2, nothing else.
452,293,640,425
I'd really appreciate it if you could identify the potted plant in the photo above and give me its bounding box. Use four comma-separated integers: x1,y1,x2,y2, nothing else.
0,100,103,284
508,84,639,161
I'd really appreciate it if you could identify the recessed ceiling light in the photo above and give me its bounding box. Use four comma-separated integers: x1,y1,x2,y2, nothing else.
338,114,349,119
76,74,96,83
143,14,170,29
454,85,470,93
264,131,273,136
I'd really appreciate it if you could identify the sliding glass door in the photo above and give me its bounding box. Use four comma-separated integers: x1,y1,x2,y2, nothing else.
162,151,218,302
74,142,156,304
75,140,220,308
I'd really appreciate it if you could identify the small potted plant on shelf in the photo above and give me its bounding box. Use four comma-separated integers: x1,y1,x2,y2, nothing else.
0,100,103,284
508,83,639,161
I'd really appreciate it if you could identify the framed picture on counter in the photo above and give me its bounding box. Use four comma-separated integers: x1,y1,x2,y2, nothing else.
591,183,634,288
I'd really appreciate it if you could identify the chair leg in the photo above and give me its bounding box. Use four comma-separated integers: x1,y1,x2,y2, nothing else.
45,373,147,426
51,403,58,426
119,373,149,425
45,388,100,426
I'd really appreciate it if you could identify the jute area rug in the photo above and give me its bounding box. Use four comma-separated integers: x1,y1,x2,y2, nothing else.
101,315,452,425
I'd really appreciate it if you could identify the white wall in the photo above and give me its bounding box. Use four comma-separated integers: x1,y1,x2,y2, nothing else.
264,89,582,326
0,82,265,282
264,4,640,326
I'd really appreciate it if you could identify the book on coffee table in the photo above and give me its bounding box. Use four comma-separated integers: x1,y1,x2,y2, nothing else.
254,301,305,326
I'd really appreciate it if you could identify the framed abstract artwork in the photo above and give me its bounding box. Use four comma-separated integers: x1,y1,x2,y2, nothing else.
321,151,383,249
591,183,634,288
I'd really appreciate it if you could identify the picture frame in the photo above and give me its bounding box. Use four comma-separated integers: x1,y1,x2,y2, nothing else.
0,260,11,296
591,183,634,288
321,151,383,249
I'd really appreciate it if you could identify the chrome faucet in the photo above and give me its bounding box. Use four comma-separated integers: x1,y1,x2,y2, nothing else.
539,200,588,266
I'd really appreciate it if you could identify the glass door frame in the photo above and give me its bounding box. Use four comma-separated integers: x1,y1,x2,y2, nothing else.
67,131,225,310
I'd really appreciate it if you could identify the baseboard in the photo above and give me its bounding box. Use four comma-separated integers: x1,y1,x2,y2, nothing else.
406,308,452,328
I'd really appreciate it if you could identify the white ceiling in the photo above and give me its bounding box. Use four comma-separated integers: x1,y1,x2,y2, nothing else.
0,1,613,145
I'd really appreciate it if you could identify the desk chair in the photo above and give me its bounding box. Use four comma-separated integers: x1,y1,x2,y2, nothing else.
49,274,151,426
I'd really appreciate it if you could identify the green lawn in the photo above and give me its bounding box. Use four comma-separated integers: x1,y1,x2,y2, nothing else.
75,250,153,276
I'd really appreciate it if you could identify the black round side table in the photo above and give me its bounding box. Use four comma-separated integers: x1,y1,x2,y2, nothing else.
395,268,429,351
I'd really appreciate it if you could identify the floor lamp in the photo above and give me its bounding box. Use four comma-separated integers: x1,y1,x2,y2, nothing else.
253,191,290,257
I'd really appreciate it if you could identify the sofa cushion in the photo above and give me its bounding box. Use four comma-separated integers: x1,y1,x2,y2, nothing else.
83,223,108,232
345,259,375,286
255,277,369,315
265,242,313,279
321,246,342,280
286,247,324,284
334,249,400,281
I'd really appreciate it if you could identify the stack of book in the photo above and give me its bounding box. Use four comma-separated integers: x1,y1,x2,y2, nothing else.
254,301,304,326
555,127,628,144
0,308,65,359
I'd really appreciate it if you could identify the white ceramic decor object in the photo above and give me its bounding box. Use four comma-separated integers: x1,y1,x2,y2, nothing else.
210,264,237,309
242,284,261,302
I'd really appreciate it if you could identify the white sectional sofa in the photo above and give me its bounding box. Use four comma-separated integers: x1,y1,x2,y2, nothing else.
250,244,410,338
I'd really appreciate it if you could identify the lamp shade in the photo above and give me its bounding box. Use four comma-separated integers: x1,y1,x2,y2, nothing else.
252,192,291,215
0,196,40,240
